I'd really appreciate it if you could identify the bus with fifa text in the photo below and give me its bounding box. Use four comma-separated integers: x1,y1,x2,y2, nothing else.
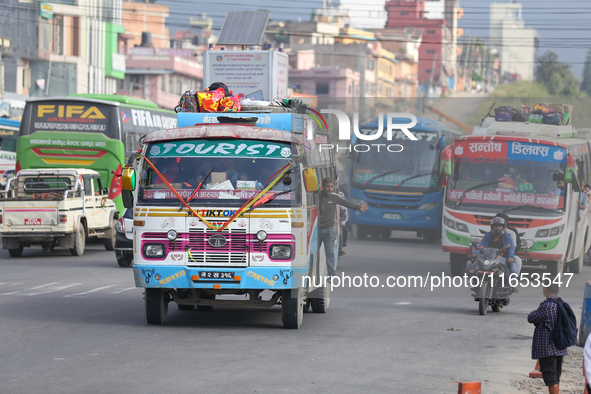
0,118,19,183
122,109,339,328
17,94,177,213
442,116,591,277
348,115,461,242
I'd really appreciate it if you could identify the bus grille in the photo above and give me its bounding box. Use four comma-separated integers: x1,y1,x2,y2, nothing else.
368,202,419,210
474,215,533,229
141,230,292,266
364,192,424,209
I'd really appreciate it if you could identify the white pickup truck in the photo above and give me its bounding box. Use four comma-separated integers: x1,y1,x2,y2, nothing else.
0,168,119,257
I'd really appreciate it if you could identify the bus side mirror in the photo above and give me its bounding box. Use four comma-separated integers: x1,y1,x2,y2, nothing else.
444,161,452,176
564,169,574,185
122,190,134,209
303,168,319,192
122,168,136,191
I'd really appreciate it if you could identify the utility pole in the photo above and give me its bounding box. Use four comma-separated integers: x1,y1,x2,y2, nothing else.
462,35,472,92
0,37,13,102
45,59,53,97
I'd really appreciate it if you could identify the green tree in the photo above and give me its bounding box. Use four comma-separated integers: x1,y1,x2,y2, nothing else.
581,48,591,96
536,51,581,97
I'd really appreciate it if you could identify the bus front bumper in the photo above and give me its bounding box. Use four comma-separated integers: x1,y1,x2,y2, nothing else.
133,265,310,290
350,206,440,231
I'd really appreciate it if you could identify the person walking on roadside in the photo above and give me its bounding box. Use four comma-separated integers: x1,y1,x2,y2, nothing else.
319,178,367,278
527,284,568,394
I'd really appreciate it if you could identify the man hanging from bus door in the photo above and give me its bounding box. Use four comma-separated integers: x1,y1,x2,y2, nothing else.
319,177,368,281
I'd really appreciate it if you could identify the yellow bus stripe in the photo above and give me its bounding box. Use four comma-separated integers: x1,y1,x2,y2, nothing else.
42,158,97,166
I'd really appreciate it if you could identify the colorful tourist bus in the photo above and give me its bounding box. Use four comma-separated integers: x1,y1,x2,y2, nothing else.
123,109,338,328
17,94,177,212
348,115,461,242
443,118,591,276
0,118,19,183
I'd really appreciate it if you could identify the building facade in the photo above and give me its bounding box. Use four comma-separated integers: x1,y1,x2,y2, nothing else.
385,0,447,84
0,0,125,98
489,2,538,81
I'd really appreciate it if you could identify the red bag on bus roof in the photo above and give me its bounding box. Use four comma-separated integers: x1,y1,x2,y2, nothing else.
197,88,225,112
218,95,241,112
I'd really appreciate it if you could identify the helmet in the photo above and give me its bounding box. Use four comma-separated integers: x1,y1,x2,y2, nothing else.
490,216,506,229
490,216,506,238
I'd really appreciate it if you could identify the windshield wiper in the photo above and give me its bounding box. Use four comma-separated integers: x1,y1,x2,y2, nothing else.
394,173,433,189
363,169,402,187
503,204,561,214
187,167,214,203
454,181,502,207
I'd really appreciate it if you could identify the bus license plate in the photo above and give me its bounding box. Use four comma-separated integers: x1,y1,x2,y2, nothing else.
24,218,42,225
382,213,403,220
199,271,234,280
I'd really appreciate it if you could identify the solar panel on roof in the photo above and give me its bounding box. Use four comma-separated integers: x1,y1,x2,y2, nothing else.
217,11,270,46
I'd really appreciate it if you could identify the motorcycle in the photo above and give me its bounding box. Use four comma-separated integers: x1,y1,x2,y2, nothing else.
470,245,514,315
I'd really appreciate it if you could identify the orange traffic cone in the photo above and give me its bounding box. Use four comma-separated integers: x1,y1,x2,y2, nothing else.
458,381,481,394
529,360,543,378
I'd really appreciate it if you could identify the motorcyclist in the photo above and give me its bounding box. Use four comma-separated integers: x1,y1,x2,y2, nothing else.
494,213,523,282
470,216,517,277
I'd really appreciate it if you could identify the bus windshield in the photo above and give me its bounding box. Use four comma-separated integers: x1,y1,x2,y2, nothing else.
445,140,567,213
139,139,299,207
351,134,440,191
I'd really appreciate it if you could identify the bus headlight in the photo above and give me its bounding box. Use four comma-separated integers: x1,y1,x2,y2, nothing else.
456,223,469,232
256,230,267,241
535,229,549,238
144,244,164,257
550,225,564,236
167,230,178,241
419,202,438,210
537,225,564,238
444,216,468,232
444,216,455,229
270,245,292,259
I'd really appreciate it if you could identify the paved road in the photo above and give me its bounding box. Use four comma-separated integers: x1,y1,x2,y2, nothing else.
0,232,588,393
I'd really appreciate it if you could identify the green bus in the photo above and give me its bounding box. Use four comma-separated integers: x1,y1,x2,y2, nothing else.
17,94,177,212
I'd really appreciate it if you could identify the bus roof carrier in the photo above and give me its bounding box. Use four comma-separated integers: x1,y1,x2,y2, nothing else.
472,120,577,139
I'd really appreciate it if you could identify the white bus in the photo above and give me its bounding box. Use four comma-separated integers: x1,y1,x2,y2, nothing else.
442,118,591,277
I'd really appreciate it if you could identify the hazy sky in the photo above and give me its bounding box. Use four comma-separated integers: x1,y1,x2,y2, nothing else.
159,0,591,77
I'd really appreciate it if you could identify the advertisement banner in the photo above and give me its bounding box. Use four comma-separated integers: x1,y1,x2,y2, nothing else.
453,140,506,162
30,101,112,136
143,189,293,200
120,108,177,134
447,189,564,209
148,139,291,159
506,141,566,166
